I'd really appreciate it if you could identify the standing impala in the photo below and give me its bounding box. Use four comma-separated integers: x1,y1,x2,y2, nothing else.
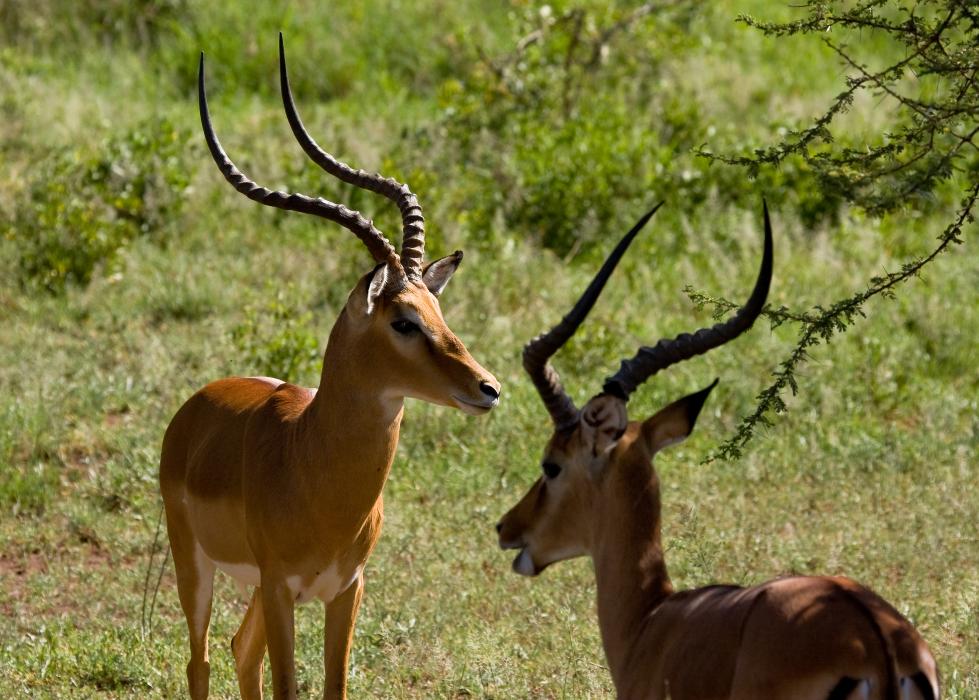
160,38,500,700
497,203,939,700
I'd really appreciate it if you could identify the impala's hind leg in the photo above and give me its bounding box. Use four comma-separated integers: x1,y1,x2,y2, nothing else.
165,502,216,700
232,587,268,700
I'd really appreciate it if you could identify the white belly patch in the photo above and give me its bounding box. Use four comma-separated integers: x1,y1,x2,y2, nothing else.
288,563,362,604
213,559,361,604
214,560,261,588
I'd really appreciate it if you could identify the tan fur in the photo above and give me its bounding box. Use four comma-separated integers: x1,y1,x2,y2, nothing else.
162,270,499,700
498,396,939,700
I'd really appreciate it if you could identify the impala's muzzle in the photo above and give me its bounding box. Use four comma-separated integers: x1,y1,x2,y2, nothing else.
451,375,501,415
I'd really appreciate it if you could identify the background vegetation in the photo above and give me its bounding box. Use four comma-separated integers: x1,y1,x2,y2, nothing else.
1,0,976,697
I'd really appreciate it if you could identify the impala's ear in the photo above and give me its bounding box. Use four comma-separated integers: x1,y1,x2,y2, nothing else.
580,395,628,456
643,379,718,454
362,262,404,315
422,250,463,296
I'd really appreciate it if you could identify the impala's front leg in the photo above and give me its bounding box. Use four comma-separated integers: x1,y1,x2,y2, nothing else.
322,573,365,700
262,578,298,700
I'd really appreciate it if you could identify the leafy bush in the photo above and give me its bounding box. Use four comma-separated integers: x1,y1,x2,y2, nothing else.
6,117,191,293
410,2,842,258
427,3,695,256
230,285,322,384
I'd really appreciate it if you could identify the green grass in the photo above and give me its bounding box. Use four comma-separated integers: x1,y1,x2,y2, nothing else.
1,1,977,697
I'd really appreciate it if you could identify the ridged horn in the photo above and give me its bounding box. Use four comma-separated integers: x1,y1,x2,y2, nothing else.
278,33,426,279
601,201,774,401
524,203,664,429
199,53,401,267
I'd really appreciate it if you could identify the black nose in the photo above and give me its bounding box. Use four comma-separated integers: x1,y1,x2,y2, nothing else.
479,381,500,400
495,522,503,534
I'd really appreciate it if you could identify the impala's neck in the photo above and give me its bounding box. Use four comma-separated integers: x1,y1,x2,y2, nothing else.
593,457,673,689
300,309,405,512
311,311,406,427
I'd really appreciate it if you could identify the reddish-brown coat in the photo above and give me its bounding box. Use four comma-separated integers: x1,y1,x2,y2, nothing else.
163,271,499,700
499,399,938,700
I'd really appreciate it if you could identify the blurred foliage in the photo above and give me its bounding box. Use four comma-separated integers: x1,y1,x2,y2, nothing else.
405,1,842,258
6,118,191,293
0,0,187,48
429,2,701,256
0,462,57,518
0,0,509,102
230,285,321,384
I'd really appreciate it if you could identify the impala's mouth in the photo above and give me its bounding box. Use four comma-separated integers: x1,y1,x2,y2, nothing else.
498,537,523,551
512,548,538,577
451,394,498,415
498,536,536,575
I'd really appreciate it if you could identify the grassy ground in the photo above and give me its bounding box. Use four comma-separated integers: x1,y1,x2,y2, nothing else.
1,1,976,697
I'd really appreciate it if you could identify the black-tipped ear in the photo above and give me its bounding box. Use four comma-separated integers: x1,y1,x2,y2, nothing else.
682,378,719,428
643,379,719,453
422,251,463,296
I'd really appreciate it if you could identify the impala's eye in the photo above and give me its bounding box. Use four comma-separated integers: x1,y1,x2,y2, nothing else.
542,462,562,479
391,318,419,335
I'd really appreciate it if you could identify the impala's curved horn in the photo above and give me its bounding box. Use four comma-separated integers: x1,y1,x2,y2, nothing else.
601,201,773,401
524,203,664,430
278,34,426,279
199,53,402,268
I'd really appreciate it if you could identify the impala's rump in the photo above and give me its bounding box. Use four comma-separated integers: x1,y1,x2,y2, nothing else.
160,377,300,574
640,576,938,699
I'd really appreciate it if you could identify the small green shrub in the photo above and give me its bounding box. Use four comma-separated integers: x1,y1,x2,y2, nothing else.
406,3,849,257
230,285,322,385
74,628,151,692
0,403,59,517
430,3,692,256
0,463,57,517
7,117,192,293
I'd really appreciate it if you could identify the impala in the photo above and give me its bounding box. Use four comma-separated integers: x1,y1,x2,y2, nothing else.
497,203,939,700
160,37,500,700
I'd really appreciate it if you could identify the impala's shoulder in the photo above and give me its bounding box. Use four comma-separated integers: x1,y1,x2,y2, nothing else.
188,377,312,419
264,382,316,419
644,584,757,651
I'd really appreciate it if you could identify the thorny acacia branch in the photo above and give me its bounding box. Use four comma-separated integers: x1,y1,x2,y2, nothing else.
698,1,978,459
703,180,977,462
